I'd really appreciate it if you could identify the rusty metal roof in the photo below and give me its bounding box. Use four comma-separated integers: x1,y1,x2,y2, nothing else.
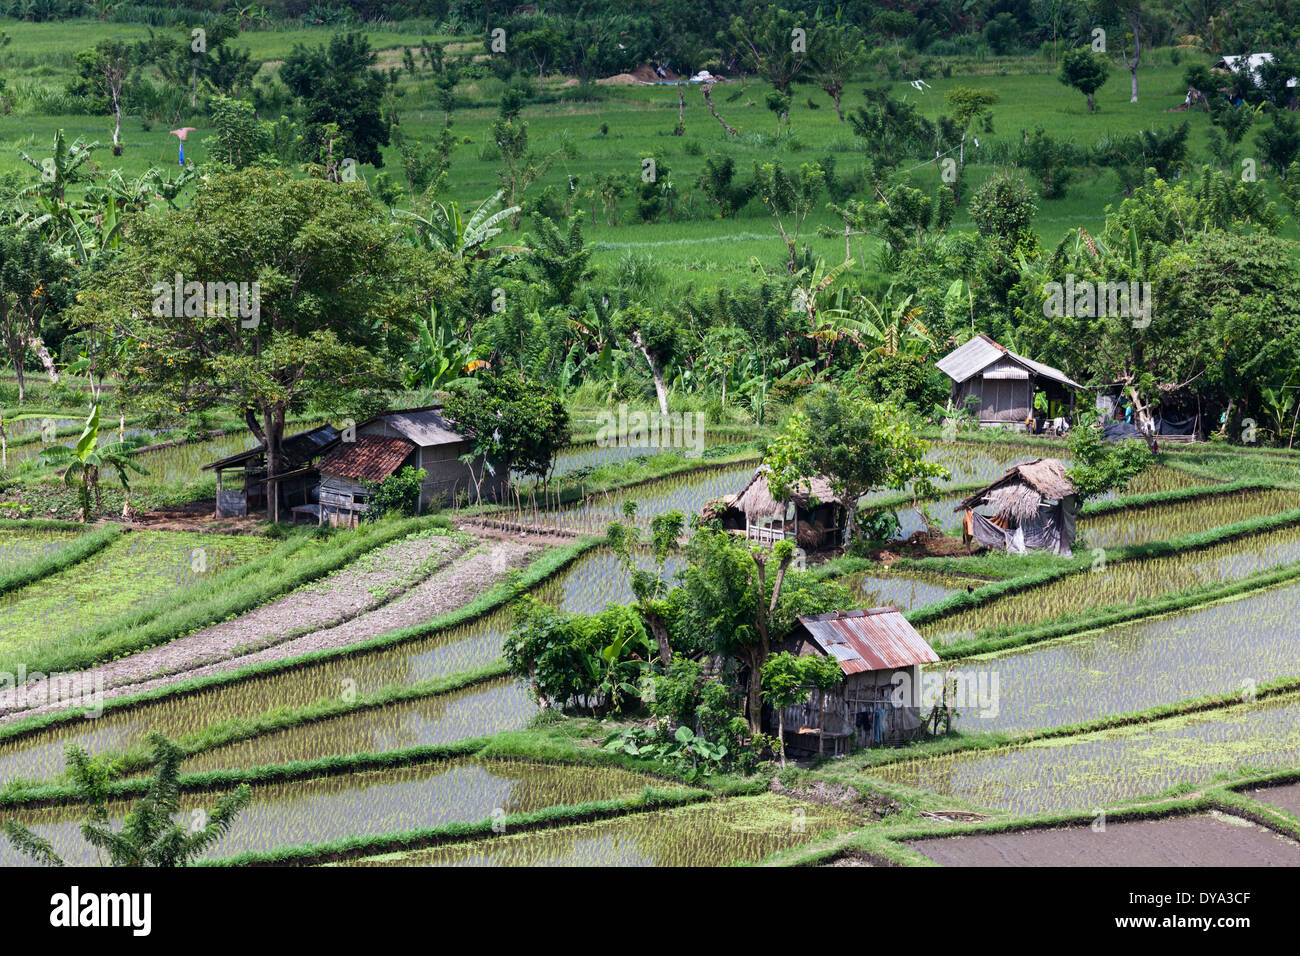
796,608,940,675
318,434,414,484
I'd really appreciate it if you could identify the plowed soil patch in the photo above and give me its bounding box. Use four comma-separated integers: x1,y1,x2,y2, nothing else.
908,813,1300,866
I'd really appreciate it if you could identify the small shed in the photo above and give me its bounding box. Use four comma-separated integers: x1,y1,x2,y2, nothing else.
354,406,507,510
937,334,1080,427
204,423,340,518
316,434,415,527
1213,54,1297,97
955,458,1080,557
705,466,846,551
774,608,939,754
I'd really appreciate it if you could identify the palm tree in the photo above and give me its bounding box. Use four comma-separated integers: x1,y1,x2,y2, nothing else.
38,404,148,521
3,733,251,867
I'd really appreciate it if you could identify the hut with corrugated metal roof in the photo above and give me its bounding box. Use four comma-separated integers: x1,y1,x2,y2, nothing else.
203,423,340,518
955,457,1079,556
773,607,939,754
705,465,847,551
937,333,1080,428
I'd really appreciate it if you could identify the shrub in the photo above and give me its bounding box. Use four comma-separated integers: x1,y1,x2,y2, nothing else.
362,465,427,521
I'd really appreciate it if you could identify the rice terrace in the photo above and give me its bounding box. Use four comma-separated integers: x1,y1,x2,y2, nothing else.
0,0,1296,921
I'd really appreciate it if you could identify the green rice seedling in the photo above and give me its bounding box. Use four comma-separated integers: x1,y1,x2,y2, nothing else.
128,423,329,490
340,794,862,867
869,692,1300,816
922,523,1300,645
1078,490,1300,549
0,531,274,651
840,570,963,612
0,548,666,780
182,678,539,773
934,579,1300,734
0,527,83,572
0,757,676,867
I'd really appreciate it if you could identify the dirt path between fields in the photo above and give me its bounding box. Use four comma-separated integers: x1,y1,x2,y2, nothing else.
0,536,535,724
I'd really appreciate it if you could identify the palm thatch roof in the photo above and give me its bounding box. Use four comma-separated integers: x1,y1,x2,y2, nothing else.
955,458,1076,523
730,466,845,520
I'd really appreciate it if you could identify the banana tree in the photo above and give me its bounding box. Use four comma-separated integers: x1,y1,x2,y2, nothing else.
395,190,524,260
403,305,483,390
852,288,934,360
38,405,148,521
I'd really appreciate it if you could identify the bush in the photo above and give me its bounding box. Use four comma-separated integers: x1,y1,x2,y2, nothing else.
361,465,427,521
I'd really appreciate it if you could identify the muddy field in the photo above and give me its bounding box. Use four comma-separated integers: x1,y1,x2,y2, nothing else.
907,813,1300,866
1242,781,1300,818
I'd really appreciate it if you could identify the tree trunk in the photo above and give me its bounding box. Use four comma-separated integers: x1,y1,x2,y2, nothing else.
264,408,284,524
110,83,122,153
675,85,685,134
646,612,673,666
1124,382,1157,447
27,329,59,386
245,407,266,445
777,707,786,768
630,330,669,415
1124,14,1142,103
830,87,844,122
746,647,763,735
701,84,739,137
1087,92,1095,113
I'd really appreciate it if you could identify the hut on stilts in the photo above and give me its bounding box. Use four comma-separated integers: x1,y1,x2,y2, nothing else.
703,465,847,551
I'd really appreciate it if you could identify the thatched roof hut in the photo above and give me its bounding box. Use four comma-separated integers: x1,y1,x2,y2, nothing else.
732,467,843,520
956,458,1079,556
705,466,847,551
957,458,1075,520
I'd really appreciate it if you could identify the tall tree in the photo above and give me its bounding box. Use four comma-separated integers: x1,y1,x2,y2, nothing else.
69,168,441,522
69,39,135,155
1094,0,1146,102
806,12,866,122
280,32,390,167
0,229,72,403
442,370,570,499
728,6,809,130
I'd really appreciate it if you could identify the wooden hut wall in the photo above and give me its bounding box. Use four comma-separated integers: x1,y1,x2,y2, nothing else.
415,440,505,507
318,472,373,527
955,377,1033,423
776,665,925,750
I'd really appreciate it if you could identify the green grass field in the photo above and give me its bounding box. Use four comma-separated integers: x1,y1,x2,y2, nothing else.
2,19,1293,299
